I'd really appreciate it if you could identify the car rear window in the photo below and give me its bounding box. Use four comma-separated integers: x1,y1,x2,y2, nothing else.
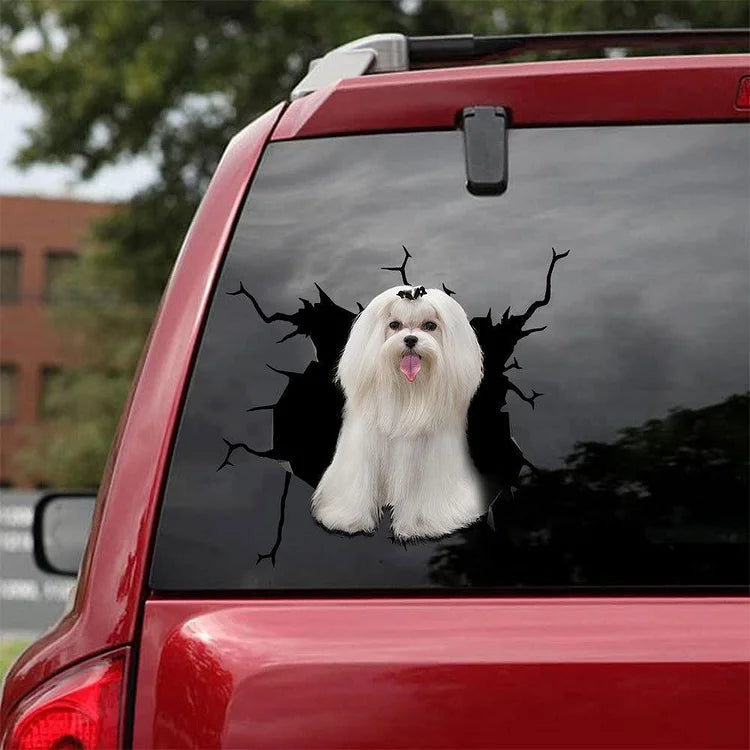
150,123,749,592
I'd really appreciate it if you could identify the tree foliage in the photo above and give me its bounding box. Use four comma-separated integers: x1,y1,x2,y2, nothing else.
2,0,747,486
429,393,750,587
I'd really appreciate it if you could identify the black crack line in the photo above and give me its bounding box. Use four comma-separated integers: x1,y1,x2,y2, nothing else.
266,363,301,379
217,438,274,471
276,329,300,344
507,381,543,409
520,247,571,324
381,245,412,285
227,283,295,326
503,357,521,372
518,325,547,339
257,470,292,567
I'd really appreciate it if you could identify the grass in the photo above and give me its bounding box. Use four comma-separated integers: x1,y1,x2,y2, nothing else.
0,639,32,684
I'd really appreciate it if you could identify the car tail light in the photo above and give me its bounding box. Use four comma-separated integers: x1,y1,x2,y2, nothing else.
3,649,127,750
736,76,750,109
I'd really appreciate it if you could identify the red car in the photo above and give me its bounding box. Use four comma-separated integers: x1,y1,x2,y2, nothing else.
2,29,749,749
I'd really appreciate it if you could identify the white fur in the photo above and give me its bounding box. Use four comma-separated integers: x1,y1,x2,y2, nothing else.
312,285,486,539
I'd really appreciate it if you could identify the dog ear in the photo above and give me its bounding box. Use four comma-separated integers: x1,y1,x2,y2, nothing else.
337,290,393,395
429,290,484,395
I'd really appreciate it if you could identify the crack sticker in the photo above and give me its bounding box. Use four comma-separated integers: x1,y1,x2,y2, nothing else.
219,247,569,564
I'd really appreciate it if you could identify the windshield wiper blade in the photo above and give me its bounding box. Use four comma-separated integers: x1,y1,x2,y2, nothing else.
408,29,749,66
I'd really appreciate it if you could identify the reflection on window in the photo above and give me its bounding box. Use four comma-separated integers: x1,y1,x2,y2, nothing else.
39,366,63,419
44,250,78,303
151,125,749,592
0,248,21,304
0,364,19,420
429,392,749,588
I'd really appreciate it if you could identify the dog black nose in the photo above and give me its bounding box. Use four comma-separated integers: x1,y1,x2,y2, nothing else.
404,335,418,348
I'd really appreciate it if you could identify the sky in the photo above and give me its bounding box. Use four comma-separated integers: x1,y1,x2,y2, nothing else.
0,69,157,202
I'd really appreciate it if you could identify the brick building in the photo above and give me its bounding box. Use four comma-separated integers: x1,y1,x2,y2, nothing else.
0,195,116,487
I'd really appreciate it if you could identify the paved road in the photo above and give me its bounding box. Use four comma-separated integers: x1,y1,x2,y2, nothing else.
0,490,78,640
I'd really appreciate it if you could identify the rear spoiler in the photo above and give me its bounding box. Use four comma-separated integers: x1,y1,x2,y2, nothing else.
292,28,749,99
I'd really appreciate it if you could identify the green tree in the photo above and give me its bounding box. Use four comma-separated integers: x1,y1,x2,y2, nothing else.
1,0,746,486
429,393,749,587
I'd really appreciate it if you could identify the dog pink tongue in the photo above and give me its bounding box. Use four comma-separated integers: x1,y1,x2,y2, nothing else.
400,354,421,382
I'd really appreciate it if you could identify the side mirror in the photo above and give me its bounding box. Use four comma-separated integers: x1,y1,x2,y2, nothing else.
33,493,97,576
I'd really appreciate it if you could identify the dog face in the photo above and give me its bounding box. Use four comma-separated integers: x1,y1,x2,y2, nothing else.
337,285,483,436
382,294,444,383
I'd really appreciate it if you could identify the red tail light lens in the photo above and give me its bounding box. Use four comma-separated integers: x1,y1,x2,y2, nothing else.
736,76,750,109
3,649,127,750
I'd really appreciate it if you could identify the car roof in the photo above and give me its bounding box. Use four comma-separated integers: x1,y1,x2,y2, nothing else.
274,53,750,140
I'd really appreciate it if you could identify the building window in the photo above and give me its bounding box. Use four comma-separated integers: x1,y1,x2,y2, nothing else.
44,250,78,302
0,364,19,420
0,247,22,304
39,366,63,419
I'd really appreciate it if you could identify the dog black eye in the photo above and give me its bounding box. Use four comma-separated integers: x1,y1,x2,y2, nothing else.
389,321,401,330
422,321,437,331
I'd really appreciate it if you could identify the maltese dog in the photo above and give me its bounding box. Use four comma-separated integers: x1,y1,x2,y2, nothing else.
312,284,486,539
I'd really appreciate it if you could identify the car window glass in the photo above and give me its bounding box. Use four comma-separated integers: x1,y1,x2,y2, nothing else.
151,125,749,591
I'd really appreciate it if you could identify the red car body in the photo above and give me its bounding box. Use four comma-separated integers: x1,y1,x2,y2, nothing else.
2,52,749,749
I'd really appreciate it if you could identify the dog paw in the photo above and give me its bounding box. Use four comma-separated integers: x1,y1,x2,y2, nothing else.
391,516,446,541
391,508,483,541
312,502,379,535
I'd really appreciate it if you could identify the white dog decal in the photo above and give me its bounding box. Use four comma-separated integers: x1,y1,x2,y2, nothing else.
312,285,486,539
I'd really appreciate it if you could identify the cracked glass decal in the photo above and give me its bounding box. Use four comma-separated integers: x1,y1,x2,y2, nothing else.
219,248,568,562
150,125,749,591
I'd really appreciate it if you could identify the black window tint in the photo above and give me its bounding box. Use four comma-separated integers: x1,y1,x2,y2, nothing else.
151,125,749,592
